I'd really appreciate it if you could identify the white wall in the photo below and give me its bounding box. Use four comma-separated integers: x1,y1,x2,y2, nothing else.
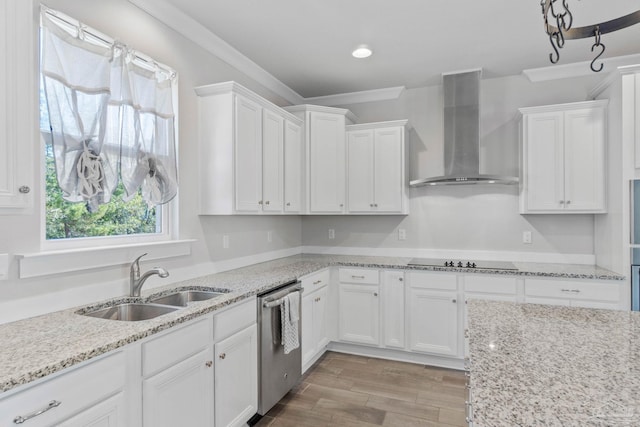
302,74,605,259
0,0,302,319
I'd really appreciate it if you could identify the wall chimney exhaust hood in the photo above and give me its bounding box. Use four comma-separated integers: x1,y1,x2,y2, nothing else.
410,70,519,187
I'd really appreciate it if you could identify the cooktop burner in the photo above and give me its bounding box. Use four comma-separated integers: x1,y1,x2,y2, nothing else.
407,258,518,271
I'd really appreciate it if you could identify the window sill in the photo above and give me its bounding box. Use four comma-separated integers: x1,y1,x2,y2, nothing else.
16,239,195,279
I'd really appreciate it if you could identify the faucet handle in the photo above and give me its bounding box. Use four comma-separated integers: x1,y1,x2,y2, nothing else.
133,253,148,265
131,253,148,278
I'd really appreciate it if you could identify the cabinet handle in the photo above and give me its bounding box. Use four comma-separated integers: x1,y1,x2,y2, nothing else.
313,280,322,285
352,275,365,279
219,353,226,360
561,288,581,293
18,185,30,194
13,400,61,424
205,361,213,368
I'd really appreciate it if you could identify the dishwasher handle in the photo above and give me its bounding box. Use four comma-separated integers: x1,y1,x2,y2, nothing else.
262,284,302,308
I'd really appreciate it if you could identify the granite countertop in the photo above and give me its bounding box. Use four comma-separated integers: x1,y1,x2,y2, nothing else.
0,254,625,395
467,300,640,426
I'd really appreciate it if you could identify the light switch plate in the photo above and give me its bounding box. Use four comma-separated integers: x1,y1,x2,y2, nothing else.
328,229,335,239
398,229,407,241
0,254,9,280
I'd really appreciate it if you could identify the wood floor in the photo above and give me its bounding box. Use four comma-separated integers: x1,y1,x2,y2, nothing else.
254,352,467,427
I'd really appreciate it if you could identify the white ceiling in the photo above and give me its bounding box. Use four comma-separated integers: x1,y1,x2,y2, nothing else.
164,0,640,98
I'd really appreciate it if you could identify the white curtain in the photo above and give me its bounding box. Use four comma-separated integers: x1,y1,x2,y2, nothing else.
40,8,177,211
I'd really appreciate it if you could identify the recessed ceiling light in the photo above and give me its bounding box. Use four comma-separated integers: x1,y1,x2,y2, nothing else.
352,45,372,59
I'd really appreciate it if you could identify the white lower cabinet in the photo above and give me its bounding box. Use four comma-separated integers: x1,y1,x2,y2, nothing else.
407,272,460,358
524,278,623,310
0,351,127,427
214,324,258,427
143,348,214,427
382,270,405,349
302,285,329,372
339,284,380,345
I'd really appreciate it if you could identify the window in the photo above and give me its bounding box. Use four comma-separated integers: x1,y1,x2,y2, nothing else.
39,7,177,246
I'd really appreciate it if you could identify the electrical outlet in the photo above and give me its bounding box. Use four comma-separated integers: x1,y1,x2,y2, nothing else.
328,229,335,240
223,234,229,249
398,228,407,241
522,231,532,244
267,230,273,243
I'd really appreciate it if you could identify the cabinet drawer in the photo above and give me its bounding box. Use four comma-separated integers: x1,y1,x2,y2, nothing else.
143,317,212,377
408,271,457,291
525,279,619,302
0,351,126,427
339,268,379,284
464,275,517,295
301,268,330,292
214,297,256,341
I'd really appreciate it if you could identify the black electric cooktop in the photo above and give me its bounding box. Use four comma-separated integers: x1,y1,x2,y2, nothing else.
407,258,518,271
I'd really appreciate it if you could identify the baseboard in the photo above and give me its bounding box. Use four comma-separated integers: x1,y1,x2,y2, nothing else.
302,245,596,265
326,341,464,371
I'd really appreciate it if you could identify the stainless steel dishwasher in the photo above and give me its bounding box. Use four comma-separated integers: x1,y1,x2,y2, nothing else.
256,281,302,415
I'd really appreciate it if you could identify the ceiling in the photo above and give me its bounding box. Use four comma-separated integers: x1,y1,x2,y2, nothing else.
164,0,640,98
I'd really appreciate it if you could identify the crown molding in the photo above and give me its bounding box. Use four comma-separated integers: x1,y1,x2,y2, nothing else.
523,53,640,82
304,86,406,107
589,64,640,99
128,0,305,105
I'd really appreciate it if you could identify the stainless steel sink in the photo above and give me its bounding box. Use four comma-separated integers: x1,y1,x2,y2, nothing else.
81,303,180,321
148,290,228,307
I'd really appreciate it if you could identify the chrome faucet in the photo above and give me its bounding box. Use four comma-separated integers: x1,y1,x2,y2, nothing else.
130,253,169,297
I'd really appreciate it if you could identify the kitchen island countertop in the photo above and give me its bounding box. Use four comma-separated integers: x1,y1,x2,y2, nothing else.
0,254,625,395
467,300,640,426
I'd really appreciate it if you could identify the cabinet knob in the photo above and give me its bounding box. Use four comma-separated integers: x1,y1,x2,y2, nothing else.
373,292,378,297
559,200,565,204
18,185,30,194
398,277,403,282
286,202,291,206
374,203,378,207
452,299,457,303
566,200,571,205
258,200,263,205
370,204,374,207
340,204,344,207
219,353,226,360
265,201,270,205
205,361,213,368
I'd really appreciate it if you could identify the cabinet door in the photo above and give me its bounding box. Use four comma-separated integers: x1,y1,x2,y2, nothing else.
143,348,214,427
309,112,346,213
58,393,126,427
338,283,379,345
301,291,315,369
314,285,329,350
262,110,284,212
524,111,565,211
347,129,374,212
234,95,262,212
408,289,459,357
0,0,33,212
284,120,302,212
215,324,258,427
564,107,606,212
382,271,405,349
373,127,403,212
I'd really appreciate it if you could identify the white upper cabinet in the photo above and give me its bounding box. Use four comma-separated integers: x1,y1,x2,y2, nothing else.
519,100,607,214
195,82,302,215
0,0,34,213
284,105,356,214
283,120,302,213
346,121,409,214
261,109,284,212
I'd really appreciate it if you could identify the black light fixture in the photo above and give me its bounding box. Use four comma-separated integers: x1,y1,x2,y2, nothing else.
541,1,640,72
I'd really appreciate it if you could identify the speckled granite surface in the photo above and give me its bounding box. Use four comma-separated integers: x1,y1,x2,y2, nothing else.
0,254,624,395
467,300,640,426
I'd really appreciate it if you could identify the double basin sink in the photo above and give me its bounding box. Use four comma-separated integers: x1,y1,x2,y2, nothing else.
79,289,230,322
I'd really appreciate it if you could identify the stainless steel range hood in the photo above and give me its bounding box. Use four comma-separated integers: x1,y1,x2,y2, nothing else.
410,70,518,187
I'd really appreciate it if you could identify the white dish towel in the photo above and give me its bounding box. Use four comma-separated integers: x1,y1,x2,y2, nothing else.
281,291,300,354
